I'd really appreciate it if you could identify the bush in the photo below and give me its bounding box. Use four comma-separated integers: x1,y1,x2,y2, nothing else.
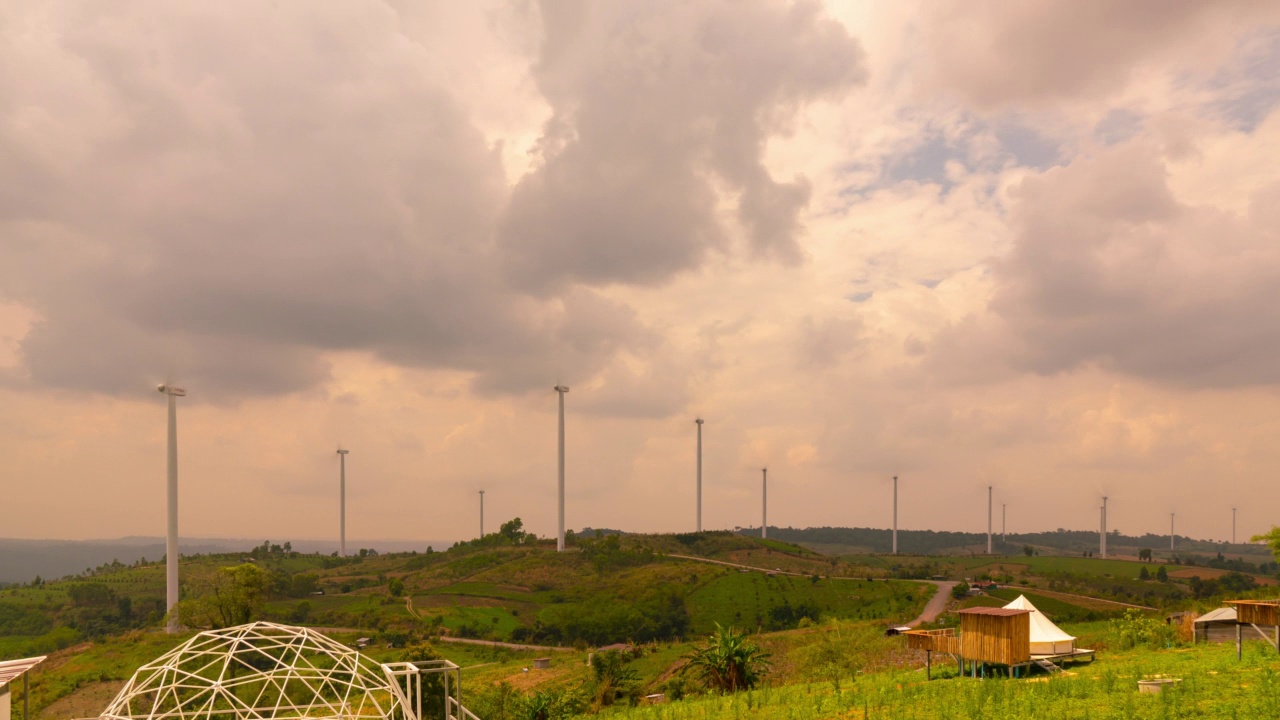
1108,608,1176,650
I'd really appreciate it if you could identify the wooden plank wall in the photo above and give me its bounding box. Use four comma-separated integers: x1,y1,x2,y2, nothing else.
960,613,1030,666
905,628,954,652
1233,602,1280,627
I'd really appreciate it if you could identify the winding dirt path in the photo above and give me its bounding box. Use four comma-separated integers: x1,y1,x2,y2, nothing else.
906,581,958,627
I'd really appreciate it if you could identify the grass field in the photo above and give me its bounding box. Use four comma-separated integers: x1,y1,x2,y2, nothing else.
985,588,1124,622
686,574,929,632
587,640,1280,720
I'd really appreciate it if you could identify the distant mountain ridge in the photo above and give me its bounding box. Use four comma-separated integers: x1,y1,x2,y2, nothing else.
735,526,1269,558
0,537,457,584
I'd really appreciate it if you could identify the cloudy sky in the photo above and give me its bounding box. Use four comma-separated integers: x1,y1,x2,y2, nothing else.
3,1,1279,546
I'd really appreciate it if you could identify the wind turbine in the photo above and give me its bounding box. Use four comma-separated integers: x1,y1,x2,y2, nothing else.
761,468,768,539
695,419,704,533
1099,496,1108,559
892,475,899,555
987,486,993,554
336,449,349,557
554,385,569,552
157,383,186,633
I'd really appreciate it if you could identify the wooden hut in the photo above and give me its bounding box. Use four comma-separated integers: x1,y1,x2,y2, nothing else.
1192,607,1239,643
958,607,1031,666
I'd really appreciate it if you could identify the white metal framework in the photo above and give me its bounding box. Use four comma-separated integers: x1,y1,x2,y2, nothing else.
99,622,478,720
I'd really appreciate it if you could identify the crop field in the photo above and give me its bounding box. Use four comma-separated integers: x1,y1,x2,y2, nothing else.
961,556,1170,579
686,573,929,632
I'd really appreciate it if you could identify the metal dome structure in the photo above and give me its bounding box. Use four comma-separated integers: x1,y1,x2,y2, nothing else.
99,622,477,720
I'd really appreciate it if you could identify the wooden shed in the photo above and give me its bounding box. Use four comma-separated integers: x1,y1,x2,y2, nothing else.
1226,600,1280,627
958,607,1031,666
1225,600,1280,657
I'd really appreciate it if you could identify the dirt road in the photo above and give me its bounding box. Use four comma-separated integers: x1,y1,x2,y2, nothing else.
907,581,957,627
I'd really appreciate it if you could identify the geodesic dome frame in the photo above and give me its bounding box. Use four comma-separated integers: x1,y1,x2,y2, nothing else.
99,623,436,720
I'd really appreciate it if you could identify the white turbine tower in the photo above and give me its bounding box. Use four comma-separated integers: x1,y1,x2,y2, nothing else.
761,468,768,539
479,490,485,538
554,385,569,552
157,384,185,633
987,486,993,554
1100,496,1108,559
695,418,704,533
892,475,899,555
336,449,349,557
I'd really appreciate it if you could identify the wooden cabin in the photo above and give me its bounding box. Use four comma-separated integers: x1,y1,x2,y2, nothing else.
905,608,1031,677
958,607,1031,666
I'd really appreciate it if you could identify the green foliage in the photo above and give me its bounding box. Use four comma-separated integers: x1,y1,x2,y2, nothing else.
67,583,116,606
528,587,690,646
682,624,771,693
950,582,970,600
388,578,405,597
1252,526,1280,562
579,534,657,573
177,563,269,629
1108,608,1176,650
1156,565,1168,582
521,688,587,720
590,650,640,708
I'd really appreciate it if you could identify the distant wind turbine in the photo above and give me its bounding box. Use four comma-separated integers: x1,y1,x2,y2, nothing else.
1100,496,1108,559
892,475,899,555
761,468,768,539
554,385,569,552
987,486,993,555
695,418,704,533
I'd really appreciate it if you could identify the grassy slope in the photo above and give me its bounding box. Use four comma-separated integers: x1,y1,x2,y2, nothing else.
588,639,1280,720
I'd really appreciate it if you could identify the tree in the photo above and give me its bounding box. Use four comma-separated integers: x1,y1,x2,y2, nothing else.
1138,548,1152,562
388,578,405,597
499,518,533,545
178,563,269,629
682,624,771,693
1252,527,1280,562
590,650,639,708
1139,567,1150,580
1156,565,1168,582
1024,546,1034,557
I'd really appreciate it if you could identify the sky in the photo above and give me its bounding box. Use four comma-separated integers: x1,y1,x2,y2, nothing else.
3,1,1280,546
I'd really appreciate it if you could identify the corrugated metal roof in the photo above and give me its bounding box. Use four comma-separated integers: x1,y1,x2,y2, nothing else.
0,656,47,686
959,607,1030,616
1195,607,1237,624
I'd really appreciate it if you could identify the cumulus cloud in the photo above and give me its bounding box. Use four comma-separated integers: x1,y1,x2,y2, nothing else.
0,1,861,402
927,125,1280,388
923,0,1280,109
499,0,866,291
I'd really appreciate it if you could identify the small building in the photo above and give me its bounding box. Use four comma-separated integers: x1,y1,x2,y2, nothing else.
533,657,552,670
1193,607,1239,643
1,657,47,720
884,626,913,637
1225,600,1280,656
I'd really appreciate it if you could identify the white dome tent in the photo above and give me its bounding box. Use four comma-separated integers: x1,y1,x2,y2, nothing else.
1002,594,1076,656
99,622,478,720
